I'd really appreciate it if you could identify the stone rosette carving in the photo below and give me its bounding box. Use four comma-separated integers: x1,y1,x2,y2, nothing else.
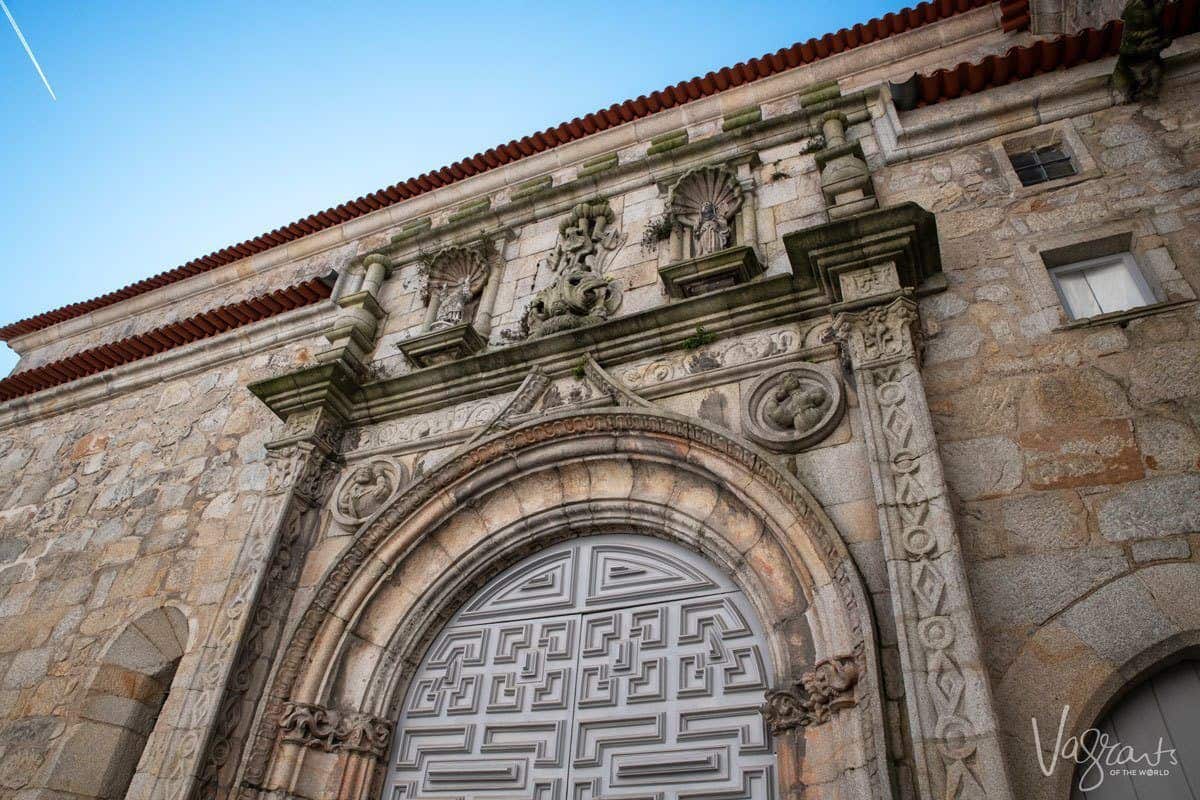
761,647,863,733
742,364,844,452
279,701,391,758
331,458,406,526
666,164,744,258
521,200,624,338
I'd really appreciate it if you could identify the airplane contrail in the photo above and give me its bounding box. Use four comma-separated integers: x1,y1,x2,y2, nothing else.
1,0,56,100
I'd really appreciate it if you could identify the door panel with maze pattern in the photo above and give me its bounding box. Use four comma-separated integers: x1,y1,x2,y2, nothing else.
383,536,778,800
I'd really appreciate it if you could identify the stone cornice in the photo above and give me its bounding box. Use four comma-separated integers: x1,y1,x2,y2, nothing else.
251,273,826,427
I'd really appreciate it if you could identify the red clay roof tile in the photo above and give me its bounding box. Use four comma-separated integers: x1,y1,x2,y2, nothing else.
0,0,996,342
0,277,334,402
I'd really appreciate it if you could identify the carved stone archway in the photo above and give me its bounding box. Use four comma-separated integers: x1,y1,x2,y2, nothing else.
236,408,892,800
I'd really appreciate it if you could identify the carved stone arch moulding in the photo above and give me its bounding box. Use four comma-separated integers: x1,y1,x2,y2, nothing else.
238,408,893,800
742,363,846,453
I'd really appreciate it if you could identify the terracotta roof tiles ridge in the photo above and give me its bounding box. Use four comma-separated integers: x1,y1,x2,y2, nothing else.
0,277,334,403
0,0,997,342
891,0,1198,108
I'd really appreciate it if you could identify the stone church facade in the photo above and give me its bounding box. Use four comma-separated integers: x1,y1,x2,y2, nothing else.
0,1,1198,799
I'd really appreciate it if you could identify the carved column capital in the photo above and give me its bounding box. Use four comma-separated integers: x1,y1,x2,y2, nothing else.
279,701,391,759
264,408,343,506
830,295,922,369
761,647,863,734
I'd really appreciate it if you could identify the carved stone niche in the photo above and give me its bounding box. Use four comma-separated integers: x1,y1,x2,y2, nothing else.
742,364,845,452
397,238,503,366
659,164,763,299
783,202,944,308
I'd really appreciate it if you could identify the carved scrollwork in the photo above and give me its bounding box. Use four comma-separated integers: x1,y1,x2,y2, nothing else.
331,458,406,526
760,647,863,734
742,364,844,452
279,701,391,758
521,200,625,338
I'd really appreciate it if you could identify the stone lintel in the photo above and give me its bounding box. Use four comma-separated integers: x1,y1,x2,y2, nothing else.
395,323,488,367
784,202,942,305
658,245,763,299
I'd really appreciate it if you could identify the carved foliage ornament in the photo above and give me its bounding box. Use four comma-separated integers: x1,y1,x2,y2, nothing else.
279,701,391,758
667,164,744,258
420,242,493,330
761,646,863,733
522,200,624,338
331,458,407,526
743,364,845,452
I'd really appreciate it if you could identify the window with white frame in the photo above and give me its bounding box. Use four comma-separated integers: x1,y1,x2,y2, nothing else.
1048,252,1157,320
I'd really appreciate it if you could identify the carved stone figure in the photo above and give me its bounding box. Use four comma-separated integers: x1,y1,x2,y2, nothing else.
331,459,404,526
764,374,830,433
1113,0,1171,101
742,365,844,452
421,244,491,331
521,200,624,338
667,165,743,258
761,648,863,733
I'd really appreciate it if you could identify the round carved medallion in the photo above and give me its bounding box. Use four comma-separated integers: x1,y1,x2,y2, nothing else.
331,458,406,526
742,364,845,452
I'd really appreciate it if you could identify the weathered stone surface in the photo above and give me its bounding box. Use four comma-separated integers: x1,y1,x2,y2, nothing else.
1130,537,1190,562
940,436,1023,500
1000,491,1088,551
968,551,1128,626
1018,420,1143,490
1096,474,1200,541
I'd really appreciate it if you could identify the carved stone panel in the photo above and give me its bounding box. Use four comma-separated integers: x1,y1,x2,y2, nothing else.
742,365,845,453
381,535,779,799
331,458,406,527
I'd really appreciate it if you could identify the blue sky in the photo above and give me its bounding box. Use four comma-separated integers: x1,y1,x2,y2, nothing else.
0,0,903,373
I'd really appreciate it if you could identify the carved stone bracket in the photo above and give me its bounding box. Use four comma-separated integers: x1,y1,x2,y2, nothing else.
761,647,863,733
279,701,391,759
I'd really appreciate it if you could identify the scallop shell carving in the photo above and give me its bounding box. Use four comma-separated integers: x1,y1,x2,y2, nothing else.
667,165,744,257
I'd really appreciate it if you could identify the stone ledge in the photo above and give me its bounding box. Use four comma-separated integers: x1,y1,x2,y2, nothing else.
658,246,764,299
395,323,487,367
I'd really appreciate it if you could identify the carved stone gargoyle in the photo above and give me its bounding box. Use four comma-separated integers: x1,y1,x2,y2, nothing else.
760,646,863,733
1113,0,1172,102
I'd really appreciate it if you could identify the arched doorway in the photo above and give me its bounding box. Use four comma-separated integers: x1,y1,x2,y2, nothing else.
382,534,778,799
1072,658,1200,800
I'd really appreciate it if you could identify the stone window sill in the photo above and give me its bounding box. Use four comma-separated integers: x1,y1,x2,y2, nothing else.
1010,167,1101,199
1056,299,1197,331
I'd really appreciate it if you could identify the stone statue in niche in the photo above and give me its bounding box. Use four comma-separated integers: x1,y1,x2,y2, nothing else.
1113,0,1171,101
331,459,405,526
764,374,830,434
667,165,743,259
521,200,624,338
421,245,491,331
742,364,845,453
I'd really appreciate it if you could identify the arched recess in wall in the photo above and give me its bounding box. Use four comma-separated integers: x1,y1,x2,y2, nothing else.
42,605,189,800
240,408,892,800
994,562,1200,800
1070,656,1200,799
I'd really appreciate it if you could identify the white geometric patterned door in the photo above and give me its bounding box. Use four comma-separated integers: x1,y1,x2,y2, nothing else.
383,535,779,799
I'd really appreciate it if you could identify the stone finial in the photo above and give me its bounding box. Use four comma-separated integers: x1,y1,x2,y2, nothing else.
1113,0,1172,101
761,647,863,733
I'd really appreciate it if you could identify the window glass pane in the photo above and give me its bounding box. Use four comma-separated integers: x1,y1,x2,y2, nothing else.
1056,270,1101,319
1042,159,1076,180
1085,259,1152,314
1009,151,1038,169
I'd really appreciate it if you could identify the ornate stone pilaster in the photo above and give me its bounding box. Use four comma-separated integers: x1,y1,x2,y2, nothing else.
831,297,1013,800
152,408,342,800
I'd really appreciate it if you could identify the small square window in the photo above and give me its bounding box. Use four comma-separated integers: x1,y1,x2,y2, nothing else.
1009,145,1076,186
1049,253,1156,320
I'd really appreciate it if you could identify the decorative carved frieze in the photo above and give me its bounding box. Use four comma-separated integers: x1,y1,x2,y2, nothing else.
742,364,845,452
522,200,625,338
279,701,391,759
761,647,863,733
